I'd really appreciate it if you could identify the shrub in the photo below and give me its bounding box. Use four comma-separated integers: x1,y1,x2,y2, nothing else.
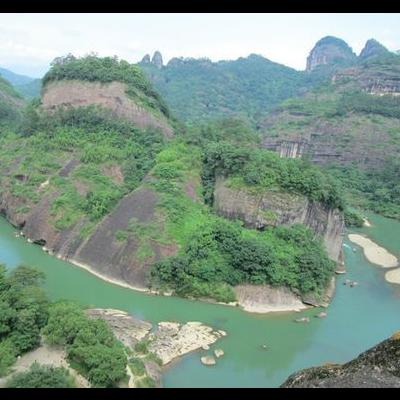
6,363,75,388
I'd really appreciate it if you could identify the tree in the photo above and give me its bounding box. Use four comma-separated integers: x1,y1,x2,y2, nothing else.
10,308,41,353
0,339,17,377
43,301,87,346
6,363,76,388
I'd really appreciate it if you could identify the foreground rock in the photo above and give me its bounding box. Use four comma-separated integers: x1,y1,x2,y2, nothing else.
281,331,400,388
148,322,227,365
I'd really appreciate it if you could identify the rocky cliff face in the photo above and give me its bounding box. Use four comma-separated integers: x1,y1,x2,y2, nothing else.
0,178,178,289
359,39,391,60
151,51,163,69
281,331,400,388
233,284,308,313
41,80,174,138
306,36,357,72
333,63,400,96
213,177,345,269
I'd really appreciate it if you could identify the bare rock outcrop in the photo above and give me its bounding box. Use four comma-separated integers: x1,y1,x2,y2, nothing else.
234,284,308,313
42,80,173,138
148,322,227,365
359,39,391,60
85,309,152,348
306,36,356,72
213,177,344,266
281,331,400,387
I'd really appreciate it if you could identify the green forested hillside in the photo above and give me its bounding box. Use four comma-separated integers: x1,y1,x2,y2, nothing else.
0,76,24,127
139,54,325,124
0,55,348,306
260,55,400,220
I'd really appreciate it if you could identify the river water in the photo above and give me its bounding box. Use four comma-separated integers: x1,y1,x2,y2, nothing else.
0,212,399,387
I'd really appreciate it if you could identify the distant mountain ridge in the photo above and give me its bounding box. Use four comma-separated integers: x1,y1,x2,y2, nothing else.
138,51,321,124
138,38,396,124
0,67,42,99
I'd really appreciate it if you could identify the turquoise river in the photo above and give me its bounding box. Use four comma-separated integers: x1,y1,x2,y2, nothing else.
0,212,399,387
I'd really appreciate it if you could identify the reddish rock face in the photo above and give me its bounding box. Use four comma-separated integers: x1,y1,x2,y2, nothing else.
41,80,174,138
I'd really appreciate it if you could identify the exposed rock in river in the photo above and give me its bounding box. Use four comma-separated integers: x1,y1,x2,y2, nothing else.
201,355,216,366
86,309,226,371
148,322,227,365
85,309,152,348
234,284,308,313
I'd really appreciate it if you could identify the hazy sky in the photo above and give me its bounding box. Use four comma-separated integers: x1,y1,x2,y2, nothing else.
0,13,399,77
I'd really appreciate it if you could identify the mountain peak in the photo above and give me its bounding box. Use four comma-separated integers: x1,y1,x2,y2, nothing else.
306,36,356,72
141,54,151,63
359,39,390,60
151,51,163,68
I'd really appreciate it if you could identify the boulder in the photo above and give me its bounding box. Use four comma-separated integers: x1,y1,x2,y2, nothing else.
201,355,216,366
214,349,224,358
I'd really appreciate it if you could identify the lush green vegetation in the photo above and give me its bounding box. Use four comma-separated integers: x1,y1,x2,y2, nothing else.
14,79,42,99
343,208,365,228
146,141,336,302
185,117,261,148
201,141,344,209
0,104,165,232
6,363,75,388
0,77,22,126
43,301,127,387
261,58,400,222
43,54,170,118
336,90,400,119
128,357,146,376
135,375,156,388
327,160,400,220
151,216,335,302
0,264,130,387
140,54,319,124
0,265,48,376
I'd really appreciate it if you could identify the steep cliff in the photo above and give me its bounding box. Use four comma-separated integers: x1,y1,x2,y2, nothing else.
213,177,345,270
306,36,357,72
0,55,181,290
359,39,391,61
281,331,400,388
42,80,173,138
261,53,400,170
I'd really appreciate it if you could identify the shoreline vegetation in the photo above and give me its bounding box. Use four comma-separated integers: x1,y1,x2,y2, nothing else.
11,226,312,314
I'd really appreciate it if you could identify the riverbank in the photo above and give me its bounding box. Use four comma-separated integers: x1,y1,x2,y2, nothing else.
348,234,398,268
34,236,315,314
2,213,400,388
